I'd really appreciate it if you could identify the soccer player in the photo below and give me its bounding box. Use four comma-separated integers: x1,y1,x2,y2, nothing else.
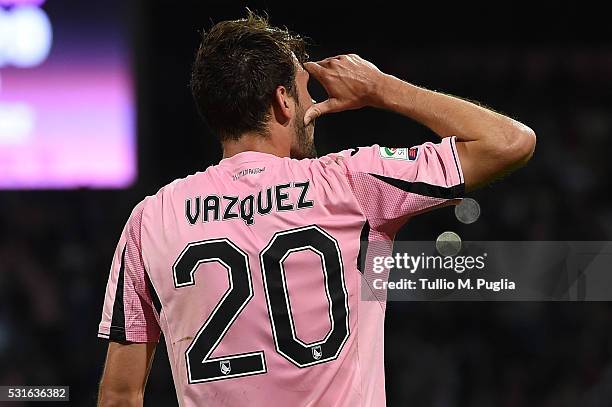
97,12,535,407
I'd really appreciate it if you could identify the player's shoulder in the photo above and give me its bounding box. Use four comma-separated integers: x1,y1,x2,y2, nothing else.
135,145,381,207
314,145,381,170
146,170,205,204
127,170,208,218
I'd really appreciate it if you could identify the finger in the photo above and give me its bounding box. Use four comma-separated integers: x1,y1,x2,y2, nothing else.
319,56,345,67
303,61,326,79
310,56,342,69
304,99,341,126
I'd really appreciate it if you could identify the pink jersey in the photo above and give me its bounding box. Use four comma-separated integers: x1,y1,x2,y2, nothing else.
98,136,464,407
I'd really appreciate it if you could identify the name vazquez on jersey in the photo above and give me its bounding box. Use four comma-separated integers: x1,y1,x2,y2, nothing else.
185,181,314,226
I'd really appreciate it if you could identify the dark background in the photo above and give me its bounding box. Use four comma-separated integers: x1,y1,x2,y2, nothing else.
1,1,612,406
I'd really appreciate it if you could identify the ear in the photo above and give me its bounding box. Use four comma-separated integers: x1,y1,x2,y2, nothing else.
271,85,292,126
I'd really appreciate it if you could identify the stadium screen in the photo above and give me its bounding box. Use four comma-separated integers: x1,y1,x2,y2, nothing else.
0,0,135,189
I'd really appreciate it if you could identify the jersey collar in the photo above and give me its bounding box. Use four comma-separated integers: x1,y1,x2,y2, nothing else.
219,151,283,166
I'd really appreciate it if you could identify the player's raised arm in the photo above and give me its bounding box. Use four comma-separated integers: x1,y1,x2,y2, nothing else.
304,54,536,191
98,341,156,406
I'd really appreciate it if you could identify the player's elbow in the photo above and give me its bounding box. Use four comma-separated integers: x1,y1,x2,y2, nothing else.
98,387,143,407
492,124,536,171
507,125,536,168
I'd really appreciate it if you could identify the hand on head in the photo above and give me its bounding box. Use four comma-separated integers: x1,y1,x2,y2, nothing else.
303,54,385,126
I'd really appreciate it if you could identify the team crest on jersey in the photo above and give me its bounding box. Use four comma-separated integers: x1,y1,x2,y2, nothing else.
379,146,418,161
312,345,322,360
220,360,231,375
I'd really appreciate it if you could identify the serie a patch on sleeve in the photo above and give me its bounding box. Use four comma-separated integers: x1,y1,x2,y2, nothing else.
379,146,419,161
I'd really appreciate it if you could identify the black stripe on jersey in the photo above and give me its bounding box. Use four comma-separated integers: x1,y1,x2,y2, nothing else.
369,173,464,199
110,245,127,342
450,136,463,184
145,272,162,314
357,220,370,274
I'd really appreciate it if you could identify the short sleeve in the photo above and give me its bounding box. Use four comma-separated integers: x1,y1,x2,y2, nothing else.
98,200,161,343
337,136,465,234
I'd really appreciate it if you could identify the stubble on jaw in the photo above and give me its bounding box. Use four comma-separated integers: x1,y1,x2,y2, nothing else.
291,102,317,159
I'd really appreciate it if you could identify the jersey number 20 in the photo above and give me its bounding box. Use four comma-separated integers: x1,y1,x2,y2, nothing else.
172,225,350,383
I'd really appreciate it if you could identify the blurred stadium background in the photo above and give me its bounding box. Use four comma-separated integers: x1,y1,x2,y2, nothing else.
1,0,611,406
